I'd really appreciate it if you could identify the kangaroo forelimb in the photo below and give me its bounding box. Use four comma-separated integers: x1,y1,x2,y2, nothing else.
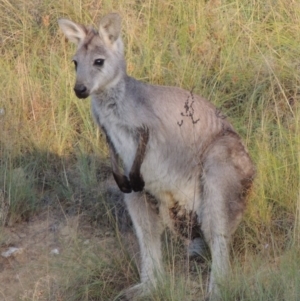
107,127,149,193
129,127,149,192
107,137,132,193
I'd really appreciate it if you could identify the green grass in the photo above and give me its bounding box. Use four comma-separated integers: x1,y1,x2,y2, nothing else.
1,0,300,299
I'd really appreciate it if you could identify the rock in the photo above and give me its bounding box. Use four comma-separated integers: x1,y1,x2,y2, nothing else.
1,247,24,258
50,248,59,255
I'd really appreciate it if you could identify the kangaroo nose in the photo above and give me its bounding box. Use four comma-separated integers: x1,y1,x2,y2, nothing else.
74,84,89,99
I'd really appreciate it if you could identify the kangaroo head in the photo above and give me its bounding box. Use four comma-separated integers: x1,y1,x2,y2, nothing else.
58,13,125,98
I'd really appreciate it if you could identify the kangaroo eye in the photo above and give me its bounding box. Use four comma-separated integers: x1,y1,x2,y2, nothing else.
94,59,105,66
72,60,78,70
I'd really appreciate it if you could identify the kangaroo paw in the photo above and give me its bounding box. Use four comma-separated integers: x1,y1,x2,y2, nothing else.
129,172,145,192
113,172,132,193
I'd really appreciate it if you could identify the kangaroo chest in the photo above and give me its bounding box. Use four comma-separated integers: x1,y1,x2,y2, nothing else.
91,98,138,173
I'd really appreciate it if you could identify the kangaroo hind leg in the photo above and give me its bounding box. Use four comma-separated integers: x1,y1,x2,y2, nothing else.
200,133,255,300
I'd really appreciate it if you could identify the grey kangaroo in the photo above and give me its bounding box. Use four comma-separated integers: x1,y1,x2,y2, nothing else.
58,13,255,300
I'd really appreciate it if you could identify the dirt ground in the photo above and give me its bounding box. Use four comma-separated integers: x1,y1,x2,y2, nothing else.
0,209,119,301
0,208,207,301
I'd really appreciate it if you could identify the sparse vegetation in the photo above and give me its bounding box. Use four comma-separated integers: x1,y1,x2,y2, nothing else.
1,0,300,300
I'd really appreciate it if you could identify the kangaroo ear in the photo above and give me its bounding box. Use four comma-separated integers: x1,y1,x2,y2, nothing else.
99,13,121,45
58,19,87,45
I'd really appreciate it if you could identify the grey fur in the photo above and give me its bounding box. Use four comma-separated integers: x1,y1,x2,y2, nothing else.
58,13,255,300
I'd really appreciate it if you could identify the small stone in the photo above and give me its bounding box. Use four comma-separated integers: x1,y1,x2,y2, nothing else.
50,248,59,255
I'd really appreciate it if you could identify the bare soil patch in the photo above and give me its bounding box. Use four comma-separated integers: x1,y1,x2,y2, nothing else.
0,209,120,301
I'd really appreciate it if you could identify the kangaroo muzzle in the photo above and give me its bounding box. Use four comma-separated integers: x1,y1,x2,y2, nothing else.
74,83,89,99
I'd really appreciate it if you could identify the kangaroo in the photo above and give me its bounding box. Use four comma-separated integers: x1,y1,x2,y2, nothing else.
58,13,255,300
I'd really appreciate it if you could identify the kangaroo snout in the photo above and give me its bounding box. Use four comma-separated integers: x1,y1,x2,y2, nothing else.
74,84,89,99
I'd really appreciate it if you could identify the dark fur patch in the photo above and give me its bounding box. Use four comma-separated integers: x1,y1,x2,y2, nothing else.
112,172,132,193
226,176,254,221
145,192,159,214
129,127,149,192
169,201,201,239
241,176,254,198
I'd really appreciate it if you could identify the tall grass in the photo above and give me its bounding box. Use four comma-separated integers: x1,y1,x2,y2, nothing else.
1,0,300,299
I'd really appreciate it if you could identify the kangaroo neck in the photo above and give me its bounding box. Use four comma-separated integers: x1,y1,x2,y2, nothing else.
92,76,127,106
